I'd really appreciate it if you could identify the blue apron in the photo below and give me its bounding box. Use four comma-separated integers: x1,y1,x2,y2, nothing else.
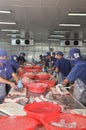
0,66,6,103
73,79,86,106
48,60,54,68
56,72,66,84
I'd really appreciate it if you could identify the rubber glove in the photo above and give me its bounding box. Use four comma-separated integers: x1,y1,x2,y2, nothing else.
42,67,47,72
17,80,23,89
53,71,56,77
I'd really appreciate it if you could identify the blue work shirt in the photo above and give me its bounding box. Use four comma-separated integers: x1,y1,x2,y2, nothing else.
18,56,26,65
55,57,71,77
5,62,14,79
8,60,19,73
51,57,57,66
68,59,76,68
45,57,57,68
66,60,86,85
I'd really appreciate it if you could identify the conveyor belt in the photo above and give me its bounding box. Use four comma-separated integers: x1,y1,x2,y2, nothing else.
52,93,85,109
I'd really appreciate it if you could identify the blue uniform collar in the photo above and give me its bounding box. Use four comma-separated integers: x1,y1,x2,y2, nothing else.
75,58,83,65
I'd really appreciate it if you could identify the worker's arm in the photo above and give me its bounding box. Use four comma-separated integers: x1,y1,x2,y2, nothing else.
17,67,24,73
62,79,69,86
55,67,59,73
12,73,19,84
0,76,16,88
12,73,23,89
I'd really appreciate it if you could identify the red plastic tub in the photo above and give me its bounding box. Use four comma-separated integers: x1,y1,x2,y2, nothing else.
22,72,36,79
22,77,35,88
18,72,25,77
36,80,56,88
24,102,61,122
24,67,31,72
27,83,48,93
26,68,42,72
43,113,86,130
36,73,50,80
33,65,42,69
0,116,38,130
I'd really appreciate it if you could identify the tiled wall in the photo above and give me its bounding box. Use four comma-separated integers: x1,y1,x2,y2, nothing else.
0,41,86,60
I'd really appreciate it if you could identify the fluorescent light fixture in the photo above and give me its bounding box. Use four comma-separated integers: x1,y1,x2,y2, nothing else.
54,30,69,33
68,13,86,16
83,39,86,42
29,56,33,59
0,22,16,25
0,10,11,14
59,24,80,27
48,38,60,41
50,34,64,38
1,29,19,32
6,33,20,36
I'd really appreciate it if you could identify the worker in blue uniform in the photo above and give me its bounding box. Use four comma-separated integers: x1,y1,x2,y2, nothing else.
62,48,86,106
9,54,19,73
54,51,71,84
51,52,57,65
18,52,27,65
44,52,56,73
0,49,23,103
45,52,56,68
9,54,24,73
69,59,76,68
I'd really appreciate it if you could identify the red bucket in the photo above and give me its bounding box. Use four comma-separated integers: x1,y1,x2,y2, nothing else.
27,83,47,93
22,77,35,88
36,73,50,80
18,72,25,77
22,72,36,79
33,65,42,69
0,116,38,130
43,113,86,130
24,67,31,72
36,80,56,88
27,69,42,72
24,102,61,122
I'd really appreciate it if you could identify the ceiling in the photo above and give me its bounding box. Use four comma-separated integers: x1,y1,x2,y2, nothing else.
0,0,86,42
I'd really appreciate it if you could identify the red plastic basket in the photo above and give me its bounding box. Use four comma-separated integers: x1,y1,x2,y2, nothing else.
24,102,61,122
0,116,38,130
22,76,35,86
27,69,42,72
22,72,36,79
43,113,86,130
33,65,42,69
36,80,56,88
18,72,25,77
27,83,47,93
36,73,50,80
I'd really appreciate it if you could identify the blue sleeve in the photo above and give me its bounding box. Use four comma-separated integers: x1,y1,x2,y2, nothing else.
6,63,14,79
54,60,60,69
66,65,81,82
14,62,19,70
45,60,49,67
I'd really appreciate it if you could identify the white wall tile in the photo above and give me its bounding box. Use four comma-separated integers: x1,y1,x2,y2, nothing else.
0,41,86,60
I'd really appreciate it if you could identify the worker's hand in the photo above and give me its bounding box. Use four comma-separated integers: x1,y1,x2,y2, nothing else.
55,84,64,95
17,80,23,89
70,84,75,89
53,71,56,77
9,82,16,88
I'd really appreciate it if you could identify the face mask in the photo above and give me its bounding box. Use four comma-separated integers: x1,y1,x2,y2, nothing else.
0,59,7,64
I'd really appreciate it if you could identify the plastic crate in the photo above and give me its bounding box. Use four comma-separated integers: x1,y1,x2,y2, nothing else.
0,116,38,130
36,80,56,88
27,83,47,93
36,73,50,80
24,102,61,122
43,113,86,130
